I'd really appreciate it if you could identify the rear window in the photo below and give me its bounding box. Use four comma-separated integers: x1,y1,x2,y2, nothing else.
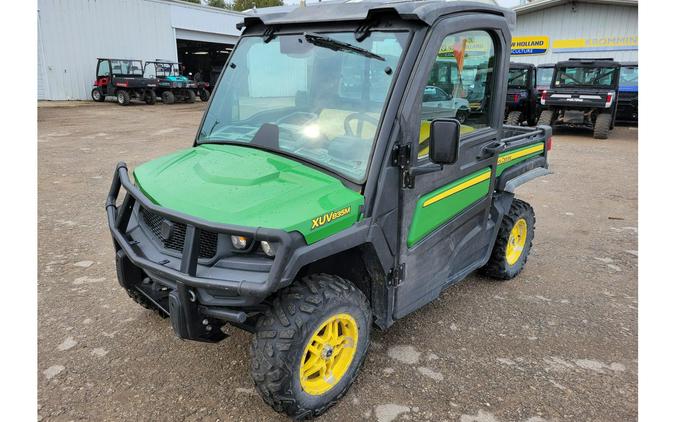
554,66,617,88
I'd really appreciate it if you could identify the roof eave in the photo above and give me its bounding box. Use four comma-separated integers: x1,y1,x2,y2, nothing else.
514,0,637,15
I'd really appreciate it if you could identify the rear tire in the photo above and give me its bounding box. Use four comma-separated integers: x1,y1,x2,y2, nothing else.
91,88,105,102
116,90,130,106
161,91,175,104
251,274,371,419
538,109,554,126
186,89,196,104
481,198,535,280
506,111,522,126
199,89,210,102
593,113,612,139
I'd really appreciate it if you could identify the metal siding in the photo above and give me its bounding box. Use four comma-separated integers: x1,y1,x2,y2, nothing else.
511,3,638,65
37,0,242,100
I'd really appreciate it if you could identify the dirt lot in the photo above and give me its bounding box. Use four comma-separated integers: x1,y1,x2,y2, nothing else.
38,102,637,422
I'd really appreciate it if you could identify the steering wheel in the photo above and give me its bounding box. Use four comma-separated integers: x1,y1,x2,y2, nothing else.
344,113,379,138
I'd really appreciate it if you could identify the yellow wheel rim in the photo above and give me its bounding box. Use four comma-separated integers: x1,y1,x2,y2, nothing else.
299,313,359,396
506,218,527,266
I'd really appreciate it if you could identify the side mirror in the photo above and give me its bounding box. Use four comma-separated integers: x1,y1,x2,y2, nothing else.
429,118,461,165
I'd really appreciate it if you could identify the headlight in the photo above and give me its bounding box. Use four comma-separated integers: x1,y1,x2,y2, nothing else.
260,241,276,257
231,235,251,250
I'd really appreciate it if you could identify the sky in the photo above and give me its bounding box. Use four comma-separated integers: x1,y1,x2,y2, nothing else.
281,0,522,7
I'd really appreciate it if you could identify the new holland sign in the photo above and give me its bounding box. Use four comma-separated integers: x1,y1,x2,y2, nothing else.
511,36,549,55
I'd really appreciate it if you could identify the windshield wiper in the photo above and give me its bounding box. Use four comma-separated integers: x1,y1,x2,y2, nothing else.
304,32,385,61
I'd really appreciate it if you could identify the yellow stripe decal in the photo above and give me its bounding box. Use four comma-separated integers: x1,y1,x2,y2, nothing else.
497,144,544,165
422,171,492,208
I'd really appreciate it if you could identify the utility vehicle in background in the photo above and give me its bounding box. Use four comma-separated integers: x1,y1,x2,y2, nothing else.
106,1,552,418
144,60,198,104
535,62,555,114
504,62,537,126
91,58,158,106
616,62,638,124
538,58,620,139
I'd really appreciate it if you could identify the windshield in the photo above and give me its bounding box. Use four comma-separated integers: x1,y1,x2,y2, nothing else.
619,66,638,90
197,31,408,182
110,60,143,76
146,62,181,78
508,68,529,88
536,67,553,89
554,66,617,88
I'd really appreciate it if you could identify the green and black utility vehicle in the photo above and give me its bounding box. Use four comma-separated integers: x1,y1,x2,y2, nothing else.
616,62,638,124
504,62,537,126
91,58,158,105
143,60,198,104
106,0,552,418
538,58,620,139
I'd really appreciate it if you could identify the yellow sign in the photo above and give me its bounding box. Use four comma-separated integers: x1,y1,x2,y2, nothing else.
552,36,638,52
511,36,549,55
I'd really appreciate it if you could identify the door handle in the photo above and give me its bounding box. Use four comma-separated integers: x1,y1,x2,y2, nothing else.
480,141,506,158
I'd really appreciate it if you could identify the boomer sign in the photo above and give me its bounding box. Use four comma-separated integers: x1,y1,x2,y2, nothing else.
511,36,549,56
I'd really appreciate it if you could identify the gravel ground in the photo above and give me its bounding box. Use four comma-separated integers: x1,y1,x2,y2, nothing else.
38,101,637,422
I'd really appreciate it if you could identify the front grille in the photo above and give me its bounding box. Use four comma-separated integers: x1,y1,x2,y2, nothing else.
141,208,218,259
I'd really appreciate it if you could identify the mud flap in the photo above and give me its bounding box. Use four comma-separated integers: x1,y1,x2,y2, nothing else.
168,287,228,343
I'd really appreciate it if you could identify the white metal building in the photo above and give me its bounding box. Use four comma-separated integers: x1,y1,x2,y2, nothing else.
510,0,638,65
37,0,244,100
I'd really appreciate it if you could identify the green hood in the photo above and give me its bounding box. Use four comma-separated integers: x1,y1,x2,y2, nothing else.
133,144,364,244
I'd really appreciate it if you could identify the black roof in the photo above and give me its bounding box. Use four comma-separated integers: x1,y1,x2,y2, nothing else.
620,61,638,67
537,63,555,68
556,58,620,68
237,0,514,30
509,62,535,69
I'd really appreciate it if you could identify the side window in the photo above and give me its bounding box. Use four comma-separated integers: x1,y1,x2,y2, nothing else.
97,61,110,77
418,30,495,158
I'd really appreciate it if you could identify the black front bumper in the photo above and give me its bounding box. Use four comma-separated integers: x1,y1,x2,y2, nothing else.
106,163,303,340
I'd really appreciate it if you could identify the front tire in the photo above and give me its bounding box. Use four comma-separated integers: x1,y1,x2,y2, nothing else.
144,90,156,105
199,88,210,102
251,274,371,419
91,88,105,102
161,91,175,104
185,89,196,104
481,198,535,280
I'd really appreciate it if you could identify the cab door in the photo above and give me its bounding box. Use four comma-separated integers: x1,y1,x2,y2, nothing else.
393,16,511,319
96,59,113,95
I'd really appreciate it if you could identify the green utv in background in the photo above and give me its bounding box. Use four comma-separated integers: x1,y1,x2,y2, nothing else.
106,0,553,418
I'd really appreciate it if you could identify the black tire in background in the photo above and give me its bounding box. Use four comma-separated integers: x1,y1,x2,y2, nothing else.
144,90,156,105
593,112,612,139
537,109,554,126
186,89,196,104
161,91,176,104
116,90,130,106
506,111,522,126
91,88,105,102
481,198,535,280
251,274,372,419
199,89,210,102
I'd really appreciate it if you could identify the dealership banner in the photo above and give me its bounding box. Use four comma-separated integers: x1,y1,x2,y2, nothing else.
552,36,638,53
511,36,549,55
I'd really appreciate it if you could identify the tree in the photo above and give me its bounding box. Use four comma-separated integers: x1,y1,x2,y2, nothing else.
231,0,283,12
208,0,227,7
183,0,202,4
